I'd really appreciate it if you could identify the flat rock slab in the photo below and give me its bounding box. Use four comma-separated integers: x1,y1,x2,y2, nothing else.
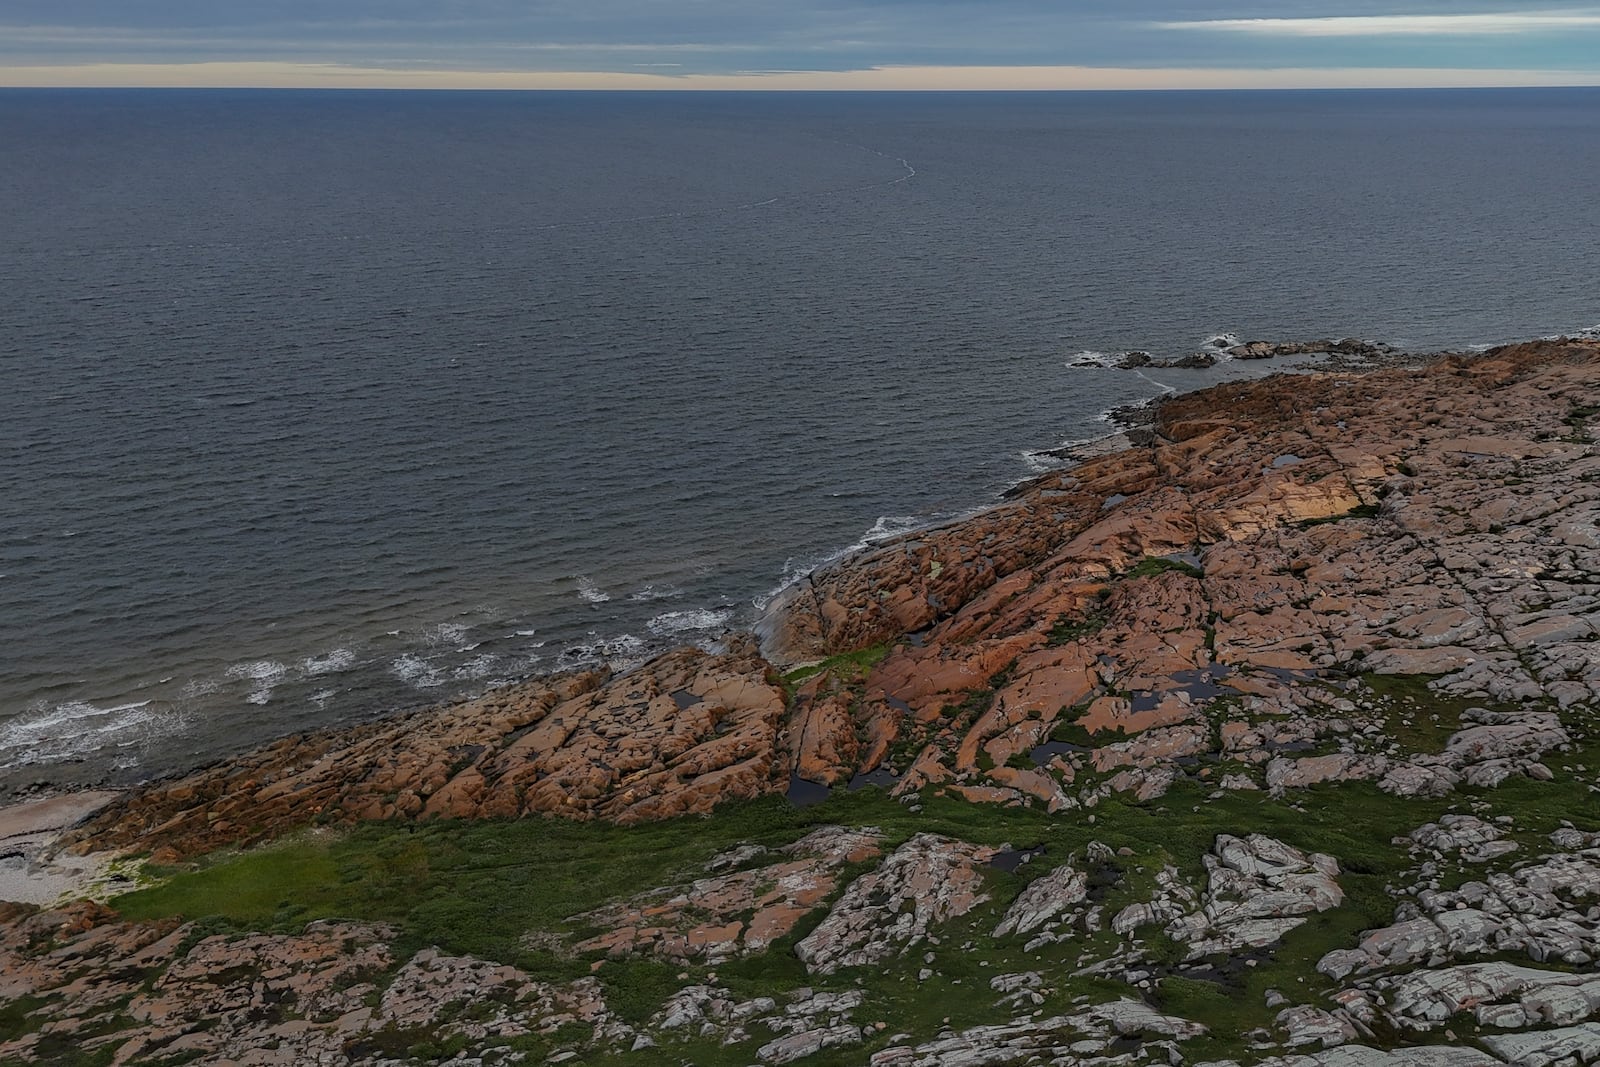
0,791,122,905
0,791,120,842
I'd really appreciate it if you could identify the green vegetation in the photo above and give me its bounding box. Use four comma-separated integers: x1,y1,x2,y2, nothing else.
88,683,1600,1065
1356,672,1468,754
1295,502,1382,529
1048,605,1109,645
1124,556,1204,581
1048,701,1095,746
780,643,890,693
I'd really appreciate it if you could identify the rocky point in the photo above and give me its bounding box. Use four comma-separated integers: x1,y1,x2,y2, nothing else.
3,338,1599,1067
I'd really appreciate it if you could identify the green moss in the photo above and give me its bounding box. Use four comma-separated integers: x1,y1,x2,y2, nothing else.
108,708,1587,1063
781,644,890,691
0,995,52,1043
1295,502,1382,529
1048,608,1109,645
1124,556,1204,581
114,835,344,929
1356,672,1479,756
1048,702,1096,747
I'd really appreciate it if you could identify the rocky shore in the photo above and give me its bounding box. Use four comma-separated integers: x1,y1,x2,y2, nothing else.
4,337,1599,1066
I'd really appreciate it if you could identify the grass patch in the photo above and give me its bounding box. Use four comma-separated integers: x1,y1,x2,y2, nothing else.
1048,607,1109,645
1356,672,1476,756
115,833,344,928
1124,556,1204,581
106,716,1563,1062
1296,502,1381,529
0,995,52,1043
781,643,890,692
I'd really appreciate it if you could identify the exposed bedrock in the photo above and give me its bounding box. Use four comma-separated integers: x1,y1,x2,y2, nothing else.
769,338,1600,811
55,338,1600,861
68,637,787,859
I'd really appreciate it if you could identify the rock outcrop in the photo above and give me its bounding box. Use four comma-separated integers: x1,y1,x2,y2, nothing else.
795,833,998,974
0,911,619,1065
6,338,1600,1067
67,638,787,859
42,339,1600,865
756,338,1600,817
574,825,883,963
1166,834,1344,957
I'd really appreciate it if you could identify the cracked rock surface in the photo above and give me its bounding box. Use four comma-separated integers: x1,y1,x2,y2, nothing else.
4,340,1600,1067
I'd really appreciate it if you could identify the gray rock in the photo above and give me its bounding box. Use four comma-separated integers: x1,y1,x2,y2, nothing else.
1169,834,1344,957
994,862,1087,940
796,834,996,975
1482,1022,1600,1067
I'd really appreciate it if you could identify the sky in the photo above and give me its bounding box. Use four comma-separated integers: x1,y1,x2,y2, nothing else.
3,2,1599,90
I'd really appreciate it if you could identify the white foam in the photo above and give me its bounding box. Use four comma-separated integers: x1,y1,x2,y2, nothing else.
576,577,611,604
227,660,286,682
422,622,469,647
0,699,151,742
453,654,500,681
1069,349,1117,367
1201,332,1241,350
555,633,646,671
752,515,929,612
0,698,180,770
1020,435,1102,474
301,648,356,676
864,515,922,543
629,584,685,601
1568,323,1600,340
226,660,287,705
647,607,734,637
1130,369,1179,396
391,653,444,689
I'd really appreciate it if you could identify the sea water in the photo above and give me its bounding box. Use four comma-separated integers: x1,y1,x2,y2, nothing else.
2,87,1597,794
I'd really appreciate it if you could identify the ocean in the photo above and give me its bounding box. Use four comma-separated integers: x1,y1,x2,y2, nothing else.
2,87,1597,796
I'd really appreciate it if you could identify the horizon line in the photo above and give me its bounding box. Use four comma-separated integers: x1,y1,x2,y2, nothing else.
2,61,1598,92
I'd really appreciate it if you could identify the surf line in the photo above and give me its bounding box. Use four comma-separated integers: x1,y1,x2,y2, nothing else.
1131,369,1180,396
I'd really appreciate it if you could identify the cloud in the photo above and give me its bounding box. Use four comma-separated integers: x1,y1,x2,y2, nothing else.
5,4,1600,83
1159,13,1600,37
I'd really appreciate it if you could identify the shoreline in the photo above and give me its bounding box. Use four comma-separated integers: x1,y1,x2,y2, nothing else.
0,338,1529,809
0,335,1436,806
5,335,1594,839
27,333,1596,863
5,336,1600,1067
